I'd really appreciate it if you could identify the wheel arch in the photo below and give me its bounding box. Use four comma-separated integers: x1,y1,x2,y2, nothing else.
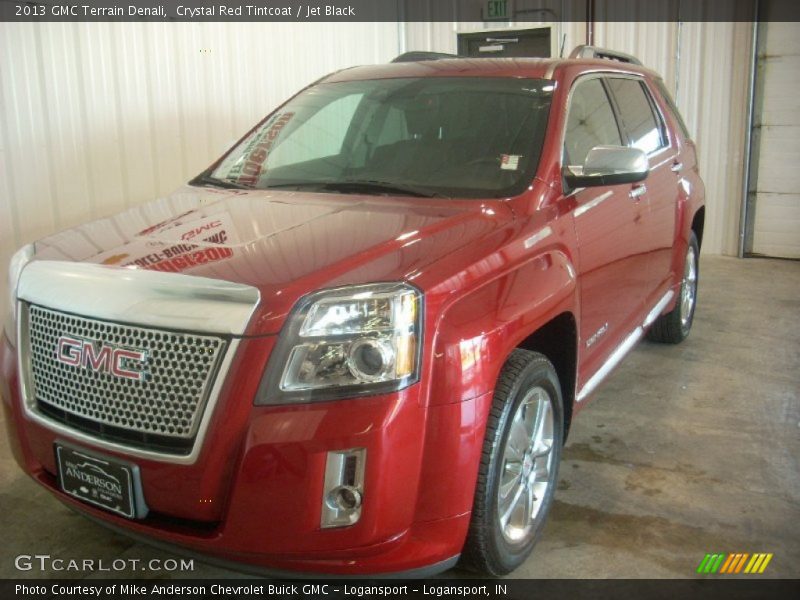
691,206,705,251
515,312,578,440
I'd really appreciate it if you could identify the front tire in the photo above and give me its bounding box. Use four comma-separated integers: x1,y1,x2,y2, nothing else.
647,231,699,344
461,349,564,576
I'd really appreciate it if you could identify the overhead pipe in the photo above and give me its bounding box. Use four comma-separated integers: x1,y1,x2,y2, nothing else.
586,0,595,45
739,3,761,257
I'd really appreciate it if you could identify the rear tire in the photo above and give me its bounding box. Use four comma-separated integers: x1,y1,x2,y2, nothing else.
647,231,699,344
461,349,564,576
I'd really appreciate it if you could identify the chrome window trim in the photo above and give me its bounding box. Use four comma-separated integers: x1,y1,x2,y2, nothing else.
560,71,622,170
17,261,260,336
603,74,674,156
560,71,677,175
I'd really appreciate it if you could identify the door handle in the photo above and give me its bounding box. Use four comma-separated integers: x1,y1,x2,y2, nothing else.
670,161,683,173
629,184,647,200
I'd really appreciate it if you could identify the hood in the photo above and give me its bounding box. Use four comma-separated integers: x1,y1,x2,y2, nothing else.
31,186,514,334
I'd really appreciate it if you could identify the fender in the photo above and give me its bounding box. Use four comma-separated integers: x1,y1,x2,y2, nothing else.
413,196,579,523
428,244,578,406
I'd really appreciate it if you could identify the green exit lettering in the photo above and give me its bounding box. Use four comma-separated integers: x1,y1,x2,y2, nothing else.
487,0,509,20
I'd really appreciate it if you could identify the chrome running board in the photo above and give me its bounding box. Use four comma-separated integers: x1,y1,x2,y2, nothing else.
577,290,674,402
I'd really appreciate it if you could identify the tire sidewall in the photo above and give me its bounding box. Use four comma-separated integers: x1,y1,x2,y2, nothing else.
485,359,564,570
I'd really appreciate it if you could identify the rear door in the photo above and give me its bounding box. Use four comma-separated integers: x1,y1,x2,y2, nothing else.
563,75,650,380
605,76,678,305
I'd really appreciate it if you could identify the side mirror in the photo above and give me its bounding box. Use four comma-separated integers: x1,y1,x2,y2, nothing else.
564,145,649,188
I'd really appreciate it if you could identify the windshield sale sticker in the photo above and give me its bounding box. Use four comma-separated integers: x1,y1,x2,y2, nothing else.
225,112,295,186
500,154,520,170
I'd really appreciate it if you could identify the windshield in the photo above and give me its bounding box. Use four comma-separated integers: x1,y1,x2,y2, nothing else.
206,77,553,199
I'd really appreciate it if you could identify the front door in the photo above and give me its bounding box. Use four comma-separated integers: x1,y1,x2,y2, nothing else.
562,76,650,384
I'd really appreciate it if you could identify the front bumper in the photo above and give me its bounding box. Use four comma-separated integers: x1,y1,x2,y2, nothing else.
0,332,478,576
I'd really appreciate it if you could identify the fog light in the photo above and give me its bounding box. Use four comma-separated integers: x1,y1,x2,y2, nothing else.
328,485,362,511
321,448,365,528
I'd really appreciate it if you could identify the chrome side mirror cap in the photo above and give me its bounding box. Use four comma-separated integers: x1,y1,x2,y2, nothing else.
564,145,649,188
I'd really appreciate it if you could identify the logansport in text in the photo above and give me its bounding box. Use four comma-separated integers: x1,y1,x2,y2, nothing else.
15,584,502,597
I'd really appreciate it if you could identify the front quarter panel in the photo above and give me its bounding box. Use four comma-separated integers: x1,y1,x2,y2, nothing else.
413,188,579,522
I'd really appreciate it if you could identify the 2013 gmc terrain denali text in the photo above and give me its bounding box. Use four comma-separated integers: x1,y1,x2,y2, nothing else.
1,47,704,576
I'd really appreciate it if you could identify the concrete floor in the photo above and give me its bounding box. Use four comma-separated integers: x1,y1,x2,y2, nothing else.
1,256,798,579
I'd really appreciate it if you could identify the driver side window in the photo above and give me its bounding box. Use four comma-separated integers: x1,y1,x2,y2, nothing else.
564,78,622,167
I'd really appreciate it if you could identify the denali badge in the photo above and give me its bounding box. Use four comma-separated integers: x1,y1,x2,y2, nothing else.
56,336,150,382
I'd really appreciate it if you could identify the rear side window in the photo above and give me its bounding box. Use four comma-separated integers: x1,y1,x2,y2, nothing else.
564,78,622,166
654,78,692,140
607,78,667,154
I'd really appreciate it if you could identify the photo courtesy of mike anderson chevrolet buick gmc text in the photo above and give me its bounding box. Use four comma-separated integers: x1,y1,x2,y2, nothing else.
1,46,704,576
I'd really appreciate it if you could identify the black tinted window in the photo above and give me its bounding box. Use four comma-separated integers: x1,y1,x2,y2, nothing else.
607,78,666,154
564,78,622,166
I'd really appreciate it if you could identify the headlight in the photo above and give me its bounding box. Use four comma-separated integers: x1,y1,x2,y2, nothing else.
4,244,35,347
256,283,422,404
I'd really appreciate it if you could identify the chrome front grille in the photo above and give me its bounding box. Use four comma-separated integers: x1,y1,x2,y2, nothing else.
25,304,227,453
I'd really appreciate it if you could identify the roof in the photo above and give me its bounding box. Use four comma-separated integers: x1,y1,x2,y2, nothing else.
323,56,657,84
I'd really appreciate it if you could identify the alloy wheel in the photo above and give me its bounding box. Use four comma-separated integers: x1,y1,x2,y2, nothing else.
496,386,555,544
680,244,698,328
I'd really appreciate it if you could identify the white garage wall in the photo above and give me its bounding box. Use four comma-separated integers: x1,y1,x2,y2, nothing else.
0,19,754,326
752,21,800,259
0,21,401,322
403,20,754,258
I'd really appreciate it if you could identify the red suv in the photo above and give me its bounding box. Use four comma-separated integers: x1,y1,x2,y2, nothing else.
2,46,704,576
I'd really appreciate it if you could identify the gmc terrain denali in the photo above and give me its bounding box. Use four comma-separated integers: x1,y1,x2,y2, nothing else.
1,47,704,576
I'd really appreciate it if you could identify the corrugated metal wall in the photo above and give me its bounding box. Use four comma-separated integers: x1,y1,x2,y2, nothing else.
0,19,754,323
404,19,754,258
0,22,400,320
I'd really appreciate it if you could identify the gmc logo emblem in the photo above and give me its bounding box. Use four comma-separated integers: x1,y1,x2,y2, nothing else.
56,336,150,382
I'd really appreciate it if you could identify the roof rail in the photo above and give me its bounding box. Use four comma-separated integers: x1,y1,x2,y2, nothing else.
391,51,459,63
569,45,643,66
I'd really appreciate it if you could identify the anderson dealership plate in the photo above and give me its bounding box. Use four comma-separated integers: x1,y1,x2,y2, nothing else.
55,443,140,519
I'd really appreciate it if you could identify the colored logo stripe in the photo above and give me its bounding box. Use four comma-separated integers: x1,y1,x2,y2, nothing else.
697,553,725,574
697,553,773,574
745,553,773,574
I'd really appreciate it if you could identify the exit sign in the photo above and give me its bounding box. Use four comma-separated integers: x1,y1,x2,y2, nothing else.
485,0,511,21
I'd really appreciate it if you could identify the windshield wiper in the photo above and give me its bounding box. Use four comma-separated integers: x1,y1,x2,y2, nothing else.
260,182,328,191
192,174,251,190
259,179,446,198
319,180,445,198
